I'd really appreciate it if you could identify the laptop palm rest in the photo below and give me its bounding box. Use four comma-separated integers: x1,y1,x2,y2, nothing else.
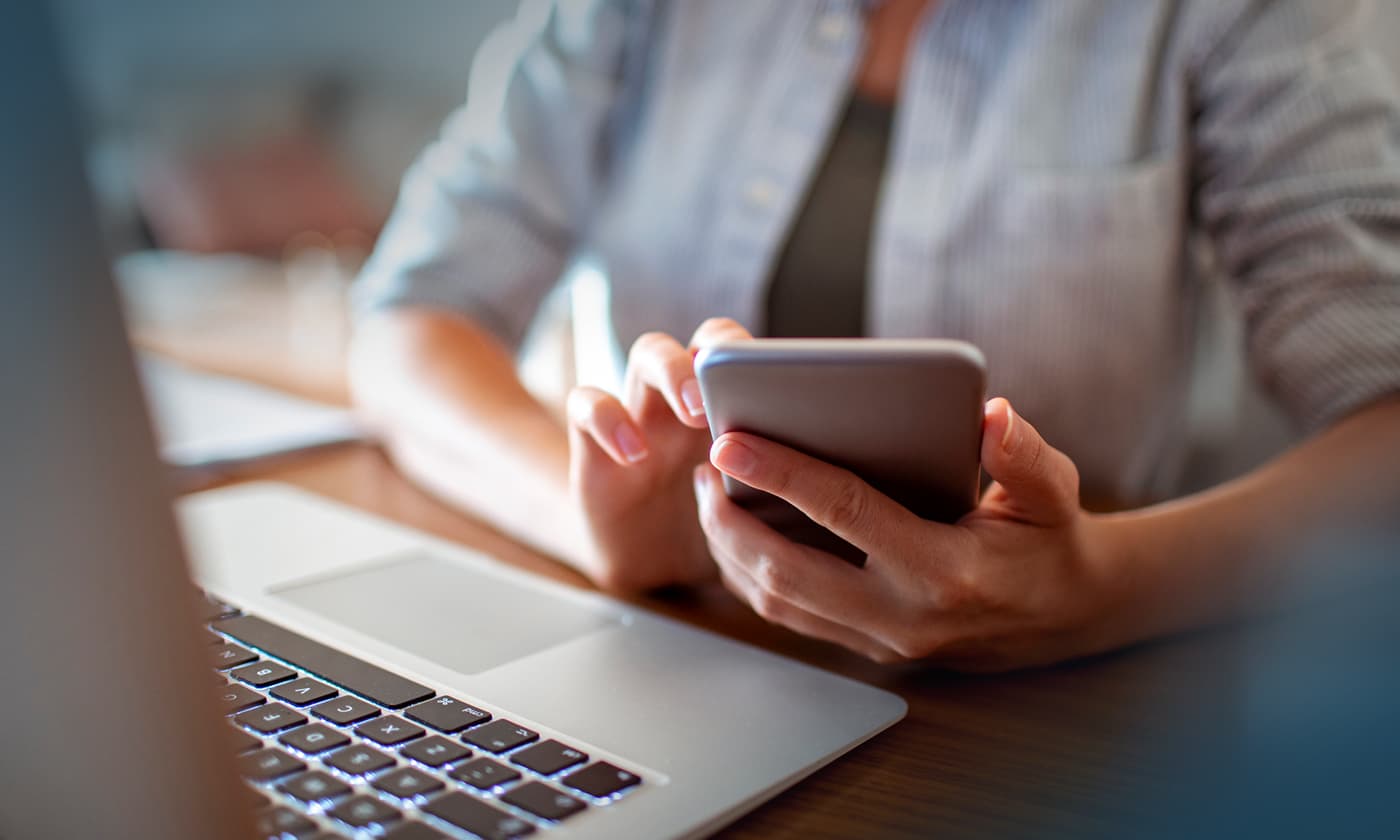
273,553,618,676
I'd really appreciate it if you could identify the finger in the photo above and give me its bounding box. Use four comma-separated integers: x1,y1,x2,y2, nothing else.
687,316,754,352
714,552,905,664
979,398,1080,526
623,331,707,428
566,386,648,466
676,317,753,429
707,432,925,557
693,463,890,630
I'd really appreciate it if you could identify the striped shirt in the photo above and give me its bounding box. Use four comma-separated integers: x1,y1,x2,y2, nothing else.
356,0,1400,506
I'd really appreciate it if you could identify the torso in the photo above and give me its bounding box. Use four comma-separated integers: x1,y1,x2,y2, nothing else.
589,1,1224,505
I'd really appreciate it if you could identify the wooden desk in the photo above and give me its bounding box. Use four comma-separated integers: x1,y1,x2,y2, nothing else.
207,443,1249,839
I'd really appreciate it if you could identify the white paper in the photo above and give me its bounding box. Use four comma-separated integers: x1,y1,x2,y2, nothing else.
136,353,362,468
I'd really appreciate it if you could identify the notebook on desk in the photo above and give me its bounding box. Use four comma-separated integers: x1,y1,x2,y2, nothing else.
0,6,905,839
137,352,362,470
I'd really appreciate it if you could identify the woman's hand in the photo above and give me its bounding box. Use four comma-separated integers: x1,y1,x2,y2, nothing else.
693,398,1127,670
566,318,754,592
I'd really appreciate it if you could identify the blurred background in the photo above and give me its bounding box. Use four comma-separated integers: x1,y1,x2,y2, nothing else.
53,1,517,476
55,0,518,411
48,0,1400,486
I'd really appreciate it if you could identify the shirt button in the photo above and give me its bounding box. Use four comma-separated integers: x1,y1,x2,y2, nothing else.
744,177,778,209
814,12,850,44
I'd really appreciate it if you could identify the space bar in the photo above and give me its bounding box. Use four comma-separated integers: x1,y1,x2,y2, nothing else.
213,614,434,709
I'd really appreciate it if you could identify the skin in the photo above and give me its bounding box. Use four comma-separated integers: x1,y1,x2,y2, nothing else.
351,0,1400,669
855,0,935,104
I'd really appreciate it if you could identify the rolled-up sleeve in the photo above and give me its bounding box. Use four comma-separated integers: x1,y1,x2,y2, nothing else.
1192,0,1400,432
354,0,636,351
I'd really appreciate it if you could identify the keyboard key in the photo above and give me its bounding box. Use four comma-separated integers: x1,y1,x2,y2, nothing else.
271,677,337,707
400,735,470,768
448,757,520,790
278,722,350,755
405,696,491,734
463,720,537,754
239,747,305,781
210,643,258,670
204,628,224,645
562,761,642,798
217,683,267,714
383,823,452,840
227,725,263,754
236,702,307,734
357,715,425,747
279,770,352,803
328,794,402,830
422,792,535,839
501,781,587,822
324,744,395,776
232,661,297,688
214,615,434,708
253,805,315,838
510,740,587,776
312,696,380,726
371,766,445,800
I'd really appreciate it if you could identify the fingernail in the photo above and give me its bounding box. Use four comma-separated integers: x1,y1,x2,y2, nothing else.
1001,403,1016,450
681,378,705,417
711,438,757,478
614,425,647,463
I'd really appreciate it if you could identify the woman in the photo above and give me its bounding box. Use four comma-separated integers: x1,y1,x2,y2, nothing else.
351,0,1400,669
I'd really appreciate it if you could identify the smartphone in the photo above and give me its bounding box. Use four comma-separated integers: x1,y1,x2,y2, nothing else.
694,339,986,564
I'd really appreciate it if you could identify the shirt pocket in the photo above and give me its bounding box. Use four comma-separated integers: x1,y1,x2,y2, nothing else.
944,156,1187,338
998,158,1184,246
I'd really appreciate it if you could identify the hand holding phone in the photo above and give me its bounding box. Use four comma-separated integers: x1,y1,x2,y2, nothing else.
695,339,986,563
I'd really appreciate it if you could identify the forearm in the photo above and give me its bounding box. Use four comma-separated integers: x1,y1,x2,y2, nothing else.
348,308,586,565
1092,396,1400,648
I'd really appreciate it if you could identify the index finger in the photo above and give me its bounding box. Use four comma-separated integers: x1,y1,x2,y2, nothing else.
687,317,753,353
709,432,933,558
622,331,706,427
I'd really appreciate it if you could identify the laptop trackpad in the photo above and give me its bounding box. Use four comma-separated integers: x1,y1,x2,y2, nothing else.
273,553,617,675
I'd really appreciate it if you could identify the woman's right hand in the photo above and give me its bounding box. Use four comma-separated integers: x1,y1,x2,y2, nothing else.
566,317,754,592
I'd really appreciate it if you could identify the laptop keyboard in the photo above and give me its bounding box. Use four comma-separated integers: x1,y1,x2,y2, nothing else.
201,596,644,839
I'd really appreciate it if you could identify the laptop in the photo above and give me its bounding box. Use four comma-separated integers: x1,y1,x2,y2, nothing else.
0,6,905,839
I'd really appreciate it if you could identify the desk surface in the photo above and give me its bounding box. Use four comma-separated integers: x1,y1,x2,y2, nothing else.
207,442,1248,839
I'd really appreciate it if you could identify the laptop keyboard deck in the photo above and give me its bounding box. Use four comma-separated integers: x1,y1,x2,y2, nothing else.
203,596,643,839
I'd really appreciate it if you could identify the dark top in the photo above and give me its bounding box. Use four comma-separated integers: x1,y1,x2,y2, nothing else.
765,94,895,338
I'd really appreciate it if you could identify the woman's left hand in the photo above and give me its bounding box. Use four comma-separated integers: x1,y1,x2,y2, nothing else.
693,397,1127,670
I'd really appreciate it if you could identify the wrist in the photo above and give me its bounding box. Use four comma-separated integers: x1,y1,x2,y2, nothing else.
1076,510,1157,654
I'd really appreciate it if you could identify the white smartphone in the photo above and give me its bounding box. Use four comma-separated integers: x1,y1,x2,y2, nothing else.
694,339,987,564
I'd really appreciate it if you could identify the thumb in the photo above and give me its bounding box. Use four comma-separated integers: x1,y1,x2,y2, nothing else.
979,398,1080,526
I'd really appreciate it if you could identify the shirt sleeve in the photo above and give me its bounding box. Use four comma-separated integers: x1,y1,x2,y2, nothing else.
353,0,641,351
1191,0,1400,433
